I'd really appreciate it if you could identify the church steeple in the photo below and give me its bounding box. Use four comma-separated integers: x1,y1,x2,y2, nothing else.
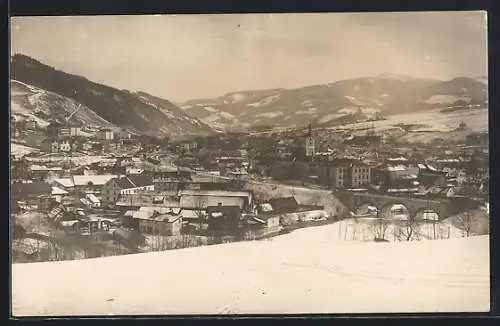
305,122,315,157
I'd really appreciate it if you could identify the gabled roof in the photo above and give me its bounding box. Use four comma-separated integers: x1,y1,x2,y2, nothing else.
139,206,181,214
152,213,181,223
51,186,68,195
419,174,445,188
180,209,204,219
53,178,75,188
179,190,251,197
86,194,100,204
73,175,117,186
114,174,154,189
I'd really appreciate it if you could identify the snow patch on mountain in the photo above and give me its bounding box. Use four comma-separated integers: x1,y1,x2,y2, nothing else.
475,76,487,85
256,111,284,119
162,109,176,119
226,93,246,103
219,111,236,119
203,106,219,113
376,73,415,81
424,95,465,104
11,80,44,93
202,111,237,125
317,113,345,124
301,100,313,107
296,107,318,115
338,107,381,115
247,94,281,108
11,81,112,128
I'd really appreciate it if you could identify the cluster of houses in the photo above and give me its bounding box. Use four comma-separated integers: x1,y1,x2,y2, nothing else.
31,121,139,155
248,125,488,201
11,116,488,257
12,142,330,244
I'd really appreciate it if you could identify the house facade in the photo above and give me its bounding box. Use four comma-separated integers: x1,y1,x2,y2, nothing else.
206,204,242,235
59,140,72,152
179,189,253,212
316,159,371,188
25,119,38,130
99,128,114,141
137,214,182,236
102,175,155,204
72,175,117,194
69,124,82,137
41,139,60,153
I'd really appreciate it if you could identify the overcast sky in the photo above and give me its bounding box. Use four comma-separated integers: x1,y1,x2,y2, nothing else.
11,12,487,102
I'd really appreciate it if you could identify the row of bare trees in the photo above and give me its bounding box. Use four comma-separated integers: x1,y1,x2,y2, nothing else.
344,209,478,243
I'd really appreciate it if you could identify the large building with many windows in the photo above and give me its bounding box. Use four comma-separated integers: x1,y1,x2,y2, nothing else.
315,158,371,189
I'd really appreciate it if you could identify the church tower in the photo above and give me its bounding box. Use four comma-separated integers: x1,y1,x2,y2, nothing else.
305,123,315,157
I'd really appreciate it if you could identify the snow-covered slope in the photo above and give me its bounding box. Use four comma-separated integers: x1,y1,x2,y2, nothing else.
181,75,487,131
11,54,215,139
10,80,112,128
12,225,489,316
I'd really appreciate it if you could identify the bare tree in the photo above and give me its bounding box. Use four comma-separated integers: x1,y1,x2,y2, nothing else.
374,218,390,241
350,215,360,241
394,215,420,241
193,196,208,230
456,210,474,237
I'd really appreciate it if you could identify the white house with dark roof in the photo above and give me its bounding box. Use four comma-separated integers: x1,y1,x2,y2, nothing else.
178,189,253,211
102,175,154,204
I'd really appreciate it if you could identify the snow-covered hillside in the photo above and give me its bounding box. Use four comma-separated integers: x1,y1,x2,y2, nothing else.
11,80,113,128
11,54,216,139
12,225,489,316
330,108,488,134
180,75,487,131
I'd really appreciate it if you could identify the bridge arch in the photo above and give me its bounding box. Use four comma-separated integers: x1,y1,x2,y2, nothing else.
379,201,410,220
353,202,379,216
334,190,475,221
413,207,440,222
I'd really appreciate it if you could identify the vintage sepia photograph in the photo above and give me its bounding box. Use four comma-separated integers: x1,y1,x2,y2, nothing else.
10,12,489,316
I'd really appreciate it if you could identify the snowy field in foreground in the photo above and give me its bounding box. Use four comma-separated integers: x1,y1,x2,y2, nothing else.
12,223,489,316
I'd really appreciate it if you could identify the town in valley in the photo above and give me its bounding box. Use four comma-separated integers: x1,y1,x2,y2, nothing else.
11,72,489,262
9,11,494,317
9,12,491,316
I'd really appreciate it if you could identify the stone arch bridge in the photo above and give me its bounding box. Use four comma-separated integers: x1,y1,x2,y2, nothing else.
333,190,480,220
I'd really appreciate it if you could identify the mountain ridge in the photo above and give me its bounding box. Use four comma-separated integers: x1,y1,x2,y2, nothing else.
10,54,215,139
179,74,487,131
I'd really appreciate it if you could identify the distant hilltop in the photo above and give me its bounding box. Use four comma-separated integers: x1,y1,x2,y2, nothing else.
179,74,487,131
10,54,216,140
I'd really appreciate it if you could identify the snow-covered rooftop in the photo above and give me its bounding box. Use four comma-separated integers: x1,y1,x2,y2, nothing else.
51,186,68,195
387,165,407,171
86,194,100,204
73,175,116,186
53,178,74,188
